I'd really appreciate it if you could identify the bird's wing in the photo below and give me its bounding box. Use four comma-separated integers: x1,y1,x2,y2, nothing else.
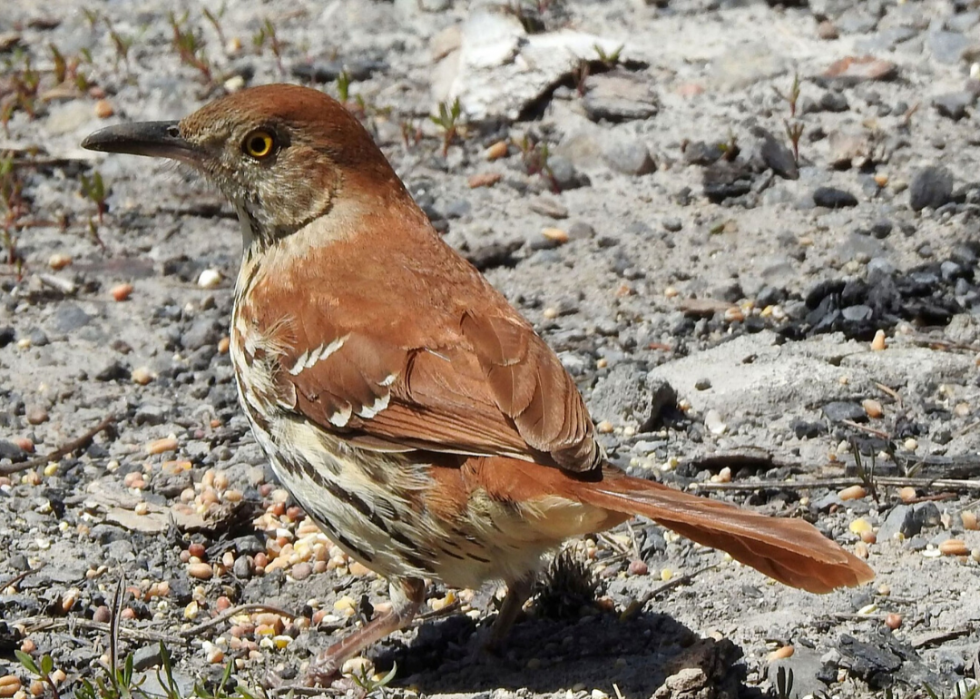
239,228,600,472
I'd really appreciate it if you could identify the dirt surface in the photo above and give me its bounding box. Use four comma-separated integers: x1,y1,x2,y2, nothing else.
2,0,980,697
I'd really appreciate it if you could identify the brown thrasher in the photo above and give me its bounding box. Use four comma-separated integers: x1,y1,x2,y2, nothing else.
83,84,873,684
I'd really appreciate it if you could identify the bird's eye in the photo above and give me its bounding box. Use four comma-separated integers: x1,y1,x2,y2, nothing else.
243,130,275,159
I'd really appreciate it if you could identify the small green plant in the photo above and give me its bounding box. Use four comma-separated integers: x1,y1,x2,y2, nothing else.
851,441,879,503
1,152,26,273
202,7,227,50
774,73,802,118
430,98,462,157
785,120,805,165
15,651,62,699
82,8,100,28
924,682,980,699
252,18,284,76
80,171,109,224
400,119,422,149
105,19,135,74
348,663,398,694
594,43,623,68
719,130,739,162
515,135,559,192
168,12,215,85
336,70,351,104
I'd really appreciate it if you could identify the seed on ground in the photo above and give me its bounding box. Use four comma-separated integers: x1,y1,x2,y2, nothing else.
111,283,133,301
862,399,883,418
898,487,917,503
849,518,872,535
48,253,71,270
187,562,213,580
768,645,794,661
485,141,508,160
939,539,969,556
885,613,902,630
94,99,114,118
839,485,866,501
871,329,887,350
146,437,178,455
962,511,978,531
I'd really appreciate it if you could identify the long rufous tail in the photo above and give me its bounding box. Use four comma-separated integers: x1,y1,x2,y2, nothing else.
573,470,874,593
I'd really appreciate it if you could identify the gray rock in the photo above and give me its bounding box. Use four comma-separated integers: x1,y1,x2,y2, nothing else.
603,139,656,176
947,11,980,32
582,71,659,122
0,440,27,461
50,303,92,333
529,196,568,219
878,505,914,541
932,91,976,120
105,538,136,563
182,317,222,350
927,30,978,64
567,221,595,240
662,217,683,232
813,186,858,208
547,156,590,191
822,401,866,422
842,305,873,321
95,359,129,382
909,166,954,211
752,126,799,180
135,404,169,426
836,7,880,34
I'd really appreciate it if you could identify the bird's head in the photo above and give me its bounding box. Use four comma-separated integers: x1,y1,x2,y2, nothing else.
82,84,406,248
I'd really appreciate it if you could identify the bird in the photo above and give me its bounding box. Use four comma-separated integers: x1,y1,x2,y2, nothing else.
82,84,873,684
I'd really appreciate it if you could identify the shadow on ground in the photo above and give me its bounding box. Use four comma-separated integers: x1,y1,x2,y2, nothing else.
368,611,746,697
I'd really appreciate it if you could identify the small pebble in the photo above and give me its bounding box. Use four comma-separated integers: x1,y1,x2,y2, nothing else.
628,559,648,576
596,420,614,434
198,269,223,288
291,562,313,580
898,487,917,503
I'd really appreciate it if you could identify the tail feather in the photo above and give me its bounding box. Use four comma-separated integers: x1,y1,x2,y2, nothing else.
574,472,874,594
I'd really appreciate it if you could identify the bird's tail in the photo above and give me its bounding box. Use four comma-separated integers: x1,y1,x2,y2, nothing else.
571,470,874,593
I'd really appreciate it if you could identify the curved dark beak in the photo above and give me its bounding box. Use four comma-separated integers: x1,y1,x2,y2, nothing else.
81,121,201,164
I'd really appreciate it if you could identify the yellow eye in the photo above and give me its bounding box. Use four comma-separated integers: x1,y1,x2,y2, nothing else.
243,130,275,159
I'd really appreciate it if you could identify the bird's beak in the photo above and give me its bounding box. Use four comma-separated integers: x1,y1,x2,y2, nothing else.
81,121,202,165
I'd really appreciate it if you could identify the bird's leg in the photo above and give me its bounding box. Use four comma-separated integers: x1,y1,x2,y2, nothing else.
487,575,535,652
305,577,426,687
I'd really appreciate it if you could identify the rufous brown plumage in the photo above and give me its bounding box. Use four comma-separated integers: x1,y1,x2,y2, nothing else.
82,84,873,685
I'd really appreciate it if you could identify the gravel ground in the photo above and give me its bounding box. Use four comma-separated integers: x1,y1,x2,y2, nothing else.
2,1,980,697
